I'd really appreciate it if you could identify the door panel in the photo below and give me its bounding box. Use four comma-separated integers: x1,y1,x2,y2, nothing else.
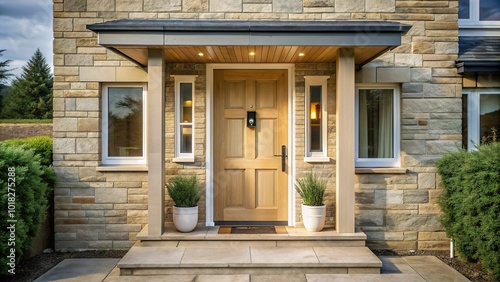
214,69,288,222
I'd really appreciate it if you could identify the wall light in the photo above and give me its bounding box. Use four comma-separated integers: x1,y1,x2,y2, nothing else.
249,52,256,56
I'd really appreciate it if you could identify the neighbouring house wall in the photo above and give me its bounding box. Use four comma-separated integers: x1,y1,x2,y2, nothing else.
53,0,461,251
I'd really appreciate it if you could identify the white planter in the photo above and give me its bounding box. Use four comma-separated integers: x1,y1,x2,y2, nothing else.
173,206,198,232
301,204,326,232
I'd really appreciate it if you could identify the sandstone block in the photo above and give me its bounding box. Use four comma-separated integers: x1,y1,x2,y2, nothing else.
78,118,99,132
87,0,114,11
426,140,460,154
403,190,429,204
411,68,432,82
395,54,423,67
418,173,436,189
304,0,333,6
358,210,384,226
54,138,76,154
273,0,302,12
54,118,78,132
54,66,79,76
105,224,142,232
76,98,99,111
64,0,87,12
375,190,403,205
53,38,76,53
65,54,93,66
182,0,208,12
435,42,459,54
116,0,143,11
419,204,442,214
144,0,181,11
366,0,395,12
335,0,365,12
412,42,434,54
386,214,442,232
54,18,73,32
210,0,242,12
402,99,461,114
95,188,128,203
74,18,103,32
244,4,272,12
366,231,404,241
401,140,426,155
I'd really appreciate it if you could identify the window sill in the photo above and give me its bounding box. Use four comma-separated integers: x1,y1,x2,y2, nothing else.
97,165,148,172
304,156,330,163
355,168,407,174
173,157,195,163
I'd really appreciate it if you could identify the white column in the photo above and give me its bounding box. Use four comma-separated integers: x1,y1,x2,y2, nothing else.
147,49,166,236
336,48,356,233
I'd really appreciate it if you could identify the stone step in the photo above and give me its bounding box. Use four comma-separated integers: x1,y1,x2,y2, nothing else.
118,242,382,276
136,224,368,247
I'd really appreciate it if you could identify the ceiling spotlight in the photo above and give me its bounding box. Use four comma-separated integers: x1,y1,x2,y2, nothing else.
198,52,204,56
249,52,255,56
299,53,305,57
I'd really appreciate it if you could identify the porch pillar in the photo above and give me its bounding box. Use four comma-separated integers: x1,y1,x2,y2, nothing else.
335,48,356,233
147,49,166,236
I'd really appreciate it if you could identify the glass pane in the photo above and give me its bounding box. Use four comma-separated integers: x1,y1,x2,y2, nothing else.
108,87,143,157
180,83,193,123
180,125,193,154
459,0,470,19
310,86,322,152
480,0,500,21
480,94,500,144
358,89,394,158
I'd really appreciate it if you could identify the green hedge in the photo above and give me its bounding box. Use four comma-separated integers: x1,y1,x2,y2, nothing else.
0,137,55,274
436,142,500,280
2,136,53,167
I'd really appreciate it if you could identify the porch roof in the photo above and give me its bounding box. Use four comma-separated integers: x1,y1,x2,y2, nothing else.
87,19,411,67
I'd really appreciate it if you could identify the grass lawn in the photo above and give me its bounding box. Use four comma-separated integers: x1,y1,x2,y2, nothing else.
0,119,52,124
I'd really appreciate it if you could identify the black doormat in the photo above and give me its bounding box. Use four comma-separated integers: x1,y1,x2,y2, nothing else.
218,226,287,234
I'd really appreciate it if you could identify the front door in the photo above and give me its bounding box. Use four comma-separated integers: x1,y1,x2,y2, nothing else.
214,69,288,223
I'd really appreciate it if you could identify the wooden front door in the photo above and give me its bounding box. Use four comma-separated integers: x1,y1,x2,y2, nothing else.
214,70,288,223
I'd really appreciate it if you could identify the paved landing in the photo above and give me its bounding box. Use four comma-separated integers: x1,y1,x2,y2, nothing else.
33,255,471,282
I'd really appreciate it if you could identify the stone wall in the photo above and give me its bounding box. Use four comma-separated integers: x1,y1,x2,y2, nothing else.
53,0,461,251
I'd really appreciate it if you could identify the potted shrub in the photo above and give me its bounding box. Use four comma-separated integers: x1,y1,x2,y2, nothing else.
295,172,327,232
166,175,201,232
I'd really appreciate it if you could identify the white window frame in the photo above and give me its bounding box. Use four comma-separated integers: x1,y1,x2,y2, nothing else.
304,76,330,162
102,83,147,165
459,0,500,28
172,75,197,162
464,88,500,150
355,84,401,168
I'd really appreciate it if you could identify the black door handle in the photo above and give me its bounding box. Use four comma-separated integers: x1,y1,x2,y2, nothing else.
281,145,287,172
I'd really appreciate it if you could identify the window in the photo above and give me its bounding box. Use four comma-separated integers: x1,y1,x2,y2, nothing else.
459,0,500,27
102,84,147,165
172,75,197,162
356,85,400,167
304,76,329,162
464,89,500,150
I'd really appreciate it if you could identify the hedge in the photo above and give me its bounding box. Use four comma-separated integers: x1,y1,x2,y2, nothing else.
436,142,500,280
0,137,55,274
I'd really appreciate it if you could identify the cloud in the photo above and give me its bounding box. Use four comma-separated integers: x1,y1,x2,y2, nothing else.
0,0,53,83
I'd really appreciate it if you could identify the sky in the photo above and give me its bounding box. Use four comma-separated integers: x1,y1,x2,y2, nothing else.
0,0,53,84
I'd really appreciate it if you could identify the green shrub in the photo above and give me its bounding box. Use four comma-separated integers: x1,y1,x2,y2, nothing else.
0,144,56,274
166,176,201,207
295,172,327,206
436,142,500,280
2,136,53,167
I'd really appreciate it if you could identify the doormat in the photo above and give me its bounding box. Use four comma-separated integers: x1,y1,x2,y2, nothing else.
218,226,288,234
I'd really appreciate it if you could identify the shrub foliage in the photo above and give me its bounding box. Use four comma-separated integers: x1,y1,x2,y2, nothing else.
166,176,201,207
2,136,53,166
436,142,500,279
0,143,55,273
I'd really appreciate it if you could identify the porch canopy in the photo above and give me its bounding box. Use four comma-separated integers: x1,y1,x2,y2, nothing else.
87,19,410,237
87,19,410,67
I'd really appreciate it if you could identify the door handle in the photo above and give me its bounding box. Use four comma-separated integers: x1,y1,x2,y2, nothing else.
273,145,287,172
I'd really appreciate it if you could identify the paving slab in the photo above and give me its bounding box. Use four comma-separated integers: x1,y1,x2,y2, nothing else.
402,256,470,282
251,247,319,265
306,273,425,282
118,246,185,267
181,247,251,266
313,247,382,267
35,259,119,282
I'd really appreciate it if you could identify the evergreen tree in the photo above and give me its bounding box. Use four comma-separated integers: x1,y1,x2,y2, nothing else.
0,49,12,84
1,49,53,119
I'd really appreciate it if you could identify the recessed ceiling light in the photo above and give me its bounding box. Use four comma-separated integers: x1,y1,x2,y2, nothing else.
249,52,255,56
198,52,204,56
299,53,305,57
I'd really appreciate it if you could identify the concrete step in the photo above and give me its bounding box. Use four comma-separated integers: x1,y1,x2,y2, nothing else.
117,241,382,276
